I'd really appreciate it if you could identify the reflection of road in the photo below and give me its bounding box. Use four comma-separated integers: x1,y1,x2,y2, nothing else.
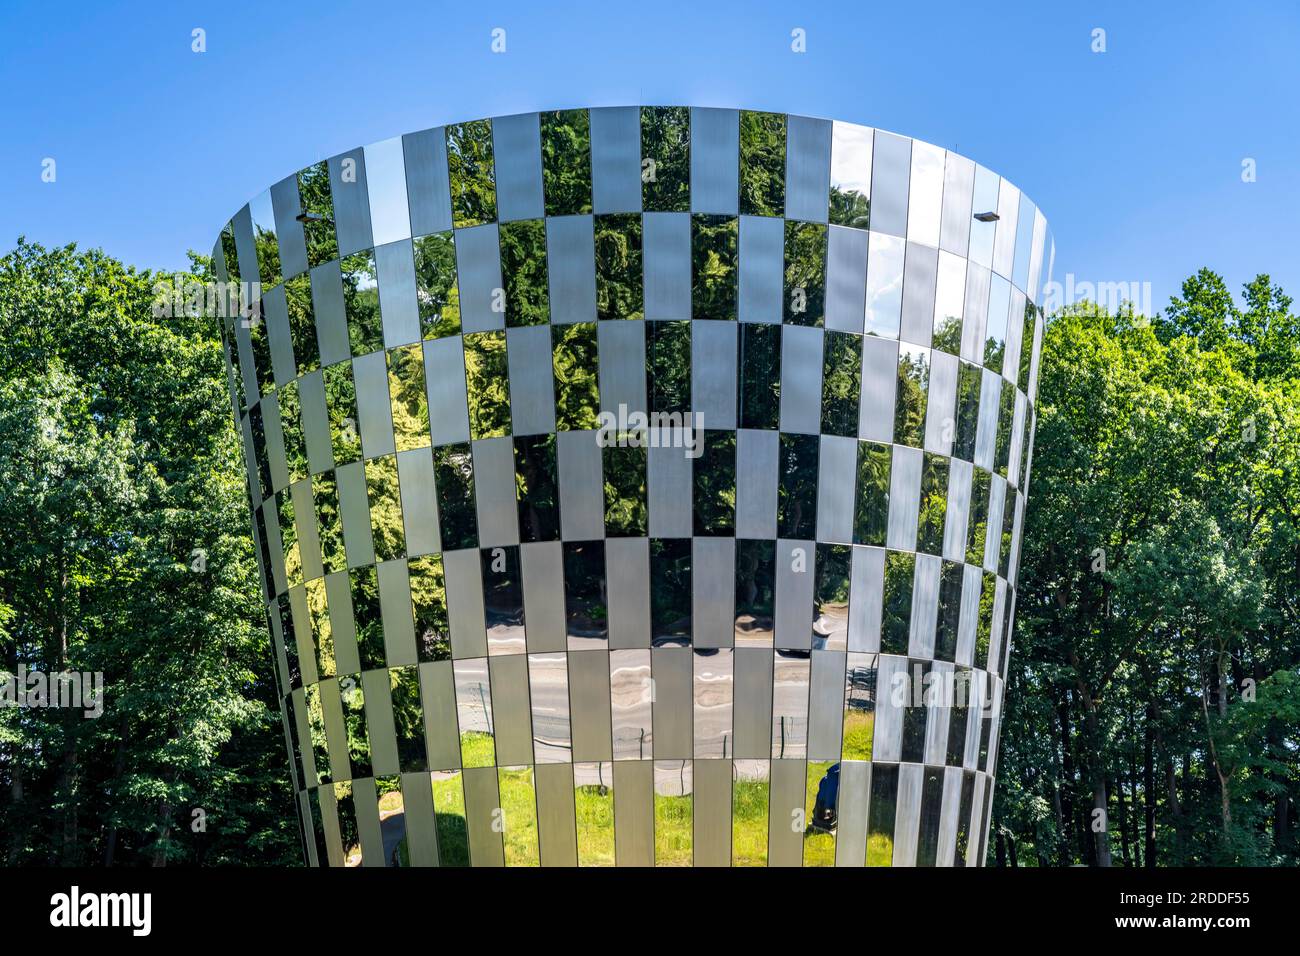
381,809,405,866
771,658,810,759
527,654,571,761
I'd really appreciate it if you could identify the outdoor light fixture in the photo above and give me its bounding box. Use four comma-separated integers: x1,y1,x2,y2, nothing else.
974,210,1000,222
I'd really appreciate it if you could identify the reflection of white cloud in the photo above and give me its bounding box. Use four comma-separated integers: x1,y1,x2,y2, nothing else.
830,121,874,197
864,233,905,333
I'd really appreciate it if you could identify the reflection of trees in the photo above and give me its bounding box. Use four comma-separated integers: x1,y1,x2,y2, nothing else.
540,110,592,217
650,539,690,645
563,542,608,639
739,111,785,216
390,666,426,771
341,251,382,356
738,324,780,428
464,331,511,438
854,440,890,545
829,185,870,230
313,472,345,573
894,351,929,447
284,274,319,372
349,566,385,670
595,213,643,320
881,552,914,655
339,678,372,778
499,219,549,326
323,362,361,464
640,107,690,212
994,383,1015,475
433,444,477,551
954,362,981,461
551,323,600,429
297,160,338,268
975,571,995,668
777,434,818,538
305,685,331,785
306,577,335,677
814,544,851,650
253,224,280,289
334,782,360,864
691,215,737,321
918,454,949,555
277,490,301,586
966,469,990,565
387,344,429,451
784,221,826,326
693,431,735,535
603,444,647,536
446,120,496,228
513,434,559,542
279,380,307,481
647,320,691,413
734,539,774,638
821,331,861,434
413,232,460,339
408,554,450,663
365,454,406,562
933,308,962,355
1017,302,1037,391
935,563,963,662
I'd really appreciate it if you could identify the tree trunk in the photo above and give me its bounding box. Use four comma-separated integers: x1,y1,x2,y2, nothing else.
1143,703,1156,867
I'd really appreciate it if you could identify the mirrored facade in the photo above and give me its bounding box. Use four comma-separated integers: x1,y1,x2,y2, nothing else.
215,106,1052,867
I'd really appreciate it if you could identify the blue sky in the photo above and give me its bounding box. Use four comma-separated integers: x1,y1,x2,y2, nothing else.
2,0,1297,313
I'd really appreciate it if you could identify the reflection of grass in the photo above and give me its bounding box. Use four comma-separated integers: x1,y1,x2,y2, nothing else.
432,775,469,866
803,761,836,867
460,731,495,769
654,794,692,866
866,831,894,866
575,786,615,866
731,779,769,866
842,710,875,761
498,769,540,867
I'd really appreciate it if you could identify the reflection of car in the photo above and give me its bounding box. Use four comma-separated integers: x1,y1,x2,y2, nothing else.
811,763,840,831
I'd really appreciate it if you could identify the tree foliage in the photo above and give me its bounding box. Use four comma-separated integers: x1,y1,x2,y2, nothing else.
997,270,1300,866
0,239,298,866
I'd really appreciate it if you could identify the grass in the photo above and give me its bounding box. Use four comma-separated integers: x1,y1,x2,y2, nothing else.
842,710,875,761
866,831,894,866
498,768,540,867
575,785,616,866
731,778,769,866
803,761,836,866
431,773,469,866
459,731,496,769
654,793,693,866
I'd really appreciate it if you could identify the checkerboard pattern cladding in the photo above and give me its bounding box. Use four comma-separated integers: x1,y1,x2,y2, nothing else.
213,106,1053,867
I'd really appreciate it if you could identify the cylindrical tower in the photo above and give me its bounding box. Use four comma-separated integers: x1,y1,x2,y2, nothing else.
213,107,1052,867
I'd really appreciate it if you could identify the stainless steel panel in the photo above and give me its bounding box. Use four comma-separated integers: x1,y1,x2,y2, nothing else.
738,215,784,323
444,548,487,658
784,115,832,224
590,106,642,214
492,112,545,222
547,215,598,323
692,538,735,649
643,212,691,320
557,429,605,541
455,223,505,333
775,539,815,649
690,107,740,215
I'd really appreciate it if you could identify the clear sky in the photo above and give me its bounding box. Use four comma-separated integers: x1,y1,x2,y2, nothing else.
2,0,1297,313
